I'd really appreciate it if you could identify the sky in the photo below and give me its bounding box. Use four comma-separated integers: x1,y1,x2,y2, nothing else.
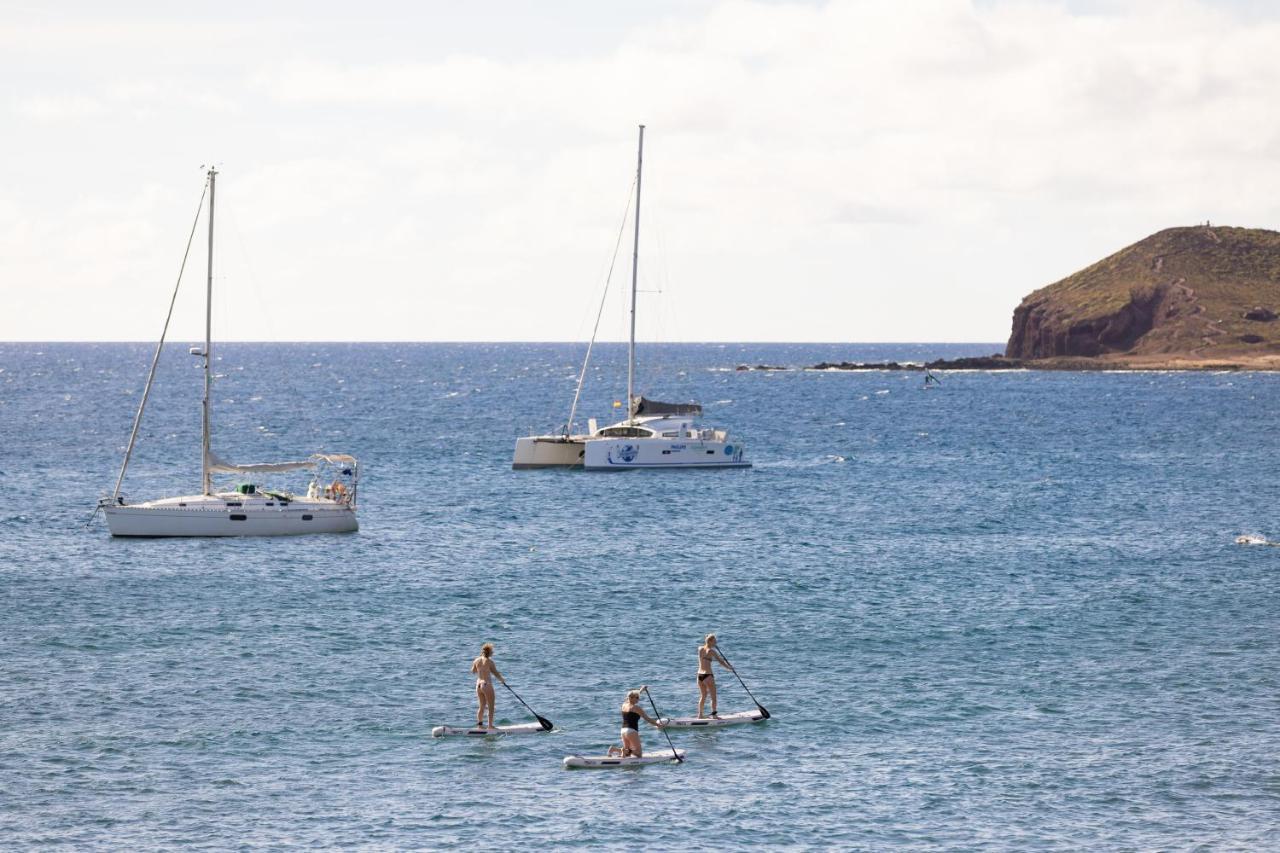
3,0,1279,343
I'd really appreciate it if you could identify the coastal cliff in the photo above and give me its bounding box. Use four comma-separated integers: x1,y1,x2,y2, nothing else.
1006,226,1280,368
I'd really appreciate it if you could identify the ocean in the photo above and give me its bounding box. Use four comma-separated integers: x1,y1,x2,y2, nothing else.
1,341,1277,849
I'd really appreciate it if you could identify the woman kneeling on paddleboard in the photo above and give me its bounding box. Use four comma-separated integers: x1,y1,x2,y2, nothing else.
697,634,733,718
471,643,506,729
607,688,662,758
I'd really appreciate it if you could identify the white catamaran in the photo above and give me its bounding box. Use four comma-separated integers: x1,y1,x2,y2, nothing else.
101,168,359,537
512,126,750,471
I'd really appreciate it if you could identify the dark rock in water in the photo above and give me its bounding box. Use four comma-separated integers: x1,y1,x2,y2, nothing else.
1241,334,1265,344
804,356,1026,371
925,354,1024,370
810,361,916,371
1005,226,1280,361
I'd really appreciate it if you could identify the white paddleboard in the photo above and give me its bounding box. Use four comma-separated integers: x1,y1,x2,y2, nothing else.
432,722,548,737
658,709,766,728
562,748,686,768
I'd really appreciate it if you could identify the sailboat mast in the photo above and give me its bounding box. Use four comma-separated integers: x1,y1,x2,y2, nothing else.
627,124,644,421
201,167,216,496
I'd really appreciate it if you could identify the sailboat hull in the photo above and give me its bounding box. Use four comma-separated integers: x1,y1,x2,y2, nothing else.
103,495,357,537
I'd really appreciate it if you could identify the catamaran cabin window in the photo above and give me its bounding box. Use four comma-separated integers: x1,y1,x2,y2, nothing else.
597,426,653,438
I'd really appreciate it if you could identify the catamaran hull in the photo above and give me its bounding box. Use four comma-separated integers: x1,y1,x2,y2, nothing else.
515,436,750,470
582,439,750,470
512,436,586,469
104,505,357,537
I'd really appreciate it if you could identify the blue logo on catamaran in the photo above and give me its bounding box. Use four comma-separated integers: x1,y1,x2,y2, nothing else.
615,444,639,463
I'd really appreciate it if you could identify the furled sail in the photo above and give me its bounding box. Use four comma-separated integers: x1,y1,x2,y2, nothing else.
631,396,702,417
205,450,317,475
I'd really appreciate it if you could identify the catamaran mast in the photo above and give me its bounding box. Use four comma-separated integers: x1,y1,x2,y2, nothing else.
626,124,644,421
201,167,216,496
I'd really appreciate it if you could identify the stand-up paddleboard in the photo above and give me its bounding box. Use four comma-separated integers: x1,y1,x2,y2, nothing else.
563,748,686,768
432,722,548,738
658,709,766,728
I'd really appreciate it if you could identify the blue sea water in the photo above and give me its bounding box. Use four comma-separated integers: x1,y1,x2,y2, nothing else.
1,341,1278,849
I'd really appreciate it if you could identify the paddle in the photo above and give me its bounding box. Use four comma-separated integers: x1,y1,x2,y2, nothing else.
642,686,683,762
716,644,771,719
501,680,554,731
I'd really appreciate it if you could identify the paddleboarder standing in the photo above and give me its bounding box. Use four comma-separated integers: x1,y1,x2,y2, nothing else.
697,633,734,718
471,643,506,729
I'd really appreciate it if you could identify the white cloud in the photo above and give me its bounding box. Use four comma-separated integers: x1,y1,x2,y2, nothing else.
14,93,109,121
3,0,1280,341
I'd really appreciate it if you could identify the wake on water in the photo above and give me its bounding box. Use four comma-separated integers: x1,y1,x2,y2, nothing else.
756,454,847,469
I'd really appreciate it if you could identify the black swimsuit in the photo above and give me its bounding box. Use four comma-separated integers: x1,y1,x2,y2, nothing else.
698,672,712,682
622,709,641,731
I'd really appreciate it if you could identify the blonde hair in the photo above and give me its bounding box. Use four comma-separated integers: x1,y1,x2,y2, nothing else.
705,633,717,645
481,643,494,658
626,690,640,703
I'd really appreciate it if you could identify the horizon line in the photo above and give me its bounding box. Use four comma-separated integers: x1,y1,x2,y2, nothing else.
0,339,1007,346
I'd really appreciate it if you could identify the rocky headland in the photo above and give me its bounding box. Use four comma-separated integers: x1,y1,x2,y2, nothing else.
733,225,1280,373
1004,225,1280,370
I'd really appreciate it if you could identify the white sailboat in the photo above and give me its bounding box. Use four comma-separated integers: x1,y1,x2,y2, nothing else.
512,126,750,470
101,168,359,537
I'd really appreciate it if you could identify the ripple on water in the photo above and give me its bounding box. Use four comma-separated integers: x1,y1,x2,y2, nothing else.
1,343,1278,849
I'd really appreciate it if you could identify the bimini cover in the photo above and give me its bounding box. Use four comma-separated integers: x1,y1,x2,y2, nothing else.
631,396,703,417
205,450,317,475
312,453,357,476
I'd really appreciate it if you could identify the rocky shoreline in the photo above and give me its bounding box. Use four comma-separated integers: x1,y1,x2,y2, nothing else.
736,354,1025,371
735,353,1280,372
736,355,1018,372
730,226,1280,374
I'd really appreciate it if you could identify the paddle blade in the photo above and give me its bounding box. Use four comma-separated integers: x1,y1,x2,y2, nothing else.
536,715,554,731
757,705,771,719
